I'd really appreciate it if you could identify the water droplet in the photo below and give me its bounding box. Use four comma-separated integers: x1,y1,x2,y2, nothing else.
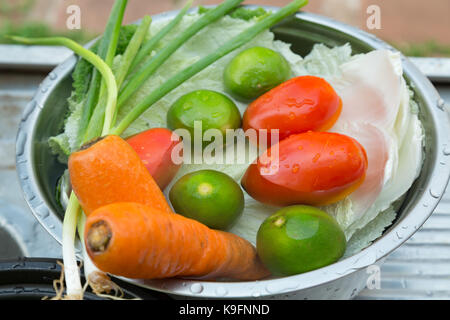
49,72,57,80
16,131,27,156
288,112,296,120
190,283,203,294
437,98,445,110
22,101,36,122
402,225,408,230
41,86,49,93
440,160,446,165
35,204,49,219
396,231,403,239
265,281,298,294
423,203,429,208
443,146,450,156
252,291,261,298
215,287,228,297
212,112,221,118
297,145,303,151
312,153,321,163
430,188,441,198
292,164,299,173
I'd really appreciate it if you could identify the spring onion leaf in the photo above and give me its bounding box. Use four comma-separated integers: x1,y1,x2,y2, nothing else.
76,0,128,148
110,16,152,125
7,36,117,137
115,16,152,89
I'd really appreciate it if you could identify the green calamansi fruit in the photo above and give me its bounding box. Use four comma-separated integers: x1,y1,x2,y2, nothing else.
167,90,241,148
257,205,346,276
224,46,291,100
169,170,245,230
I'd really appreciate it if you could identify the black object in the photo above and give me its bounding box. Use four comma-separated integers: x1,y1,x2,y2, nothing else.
0,257,170,300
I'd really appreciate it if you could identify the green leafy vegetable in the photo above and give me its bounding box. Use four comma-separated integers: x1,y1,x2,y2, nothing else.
198,5,268,21
230,7,269,20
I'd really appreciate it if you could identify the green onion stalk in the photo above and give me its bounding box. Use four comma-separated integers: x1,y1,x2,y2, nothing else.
10,0,308,300
76,0,129,149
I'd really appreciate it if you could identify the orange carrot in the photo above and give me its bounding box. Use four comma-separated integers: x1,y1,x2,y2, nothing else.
85,202,270,281
68,135,172,216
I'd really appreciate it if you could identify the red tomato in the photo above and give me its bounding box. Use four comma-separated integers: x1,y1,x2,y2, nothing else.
126,128,182,190
241,132,368,206
243,76,342,145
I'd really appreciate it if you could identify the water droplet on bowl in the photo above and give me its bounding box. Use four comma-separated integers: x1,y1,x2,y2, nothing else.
16,131,27,156
49,72,57,80
430,188,441,198
190,283,204,294
437,98,445,110
35,204,49,219
215,286,228,297
443,146,450,156
22,101,37,122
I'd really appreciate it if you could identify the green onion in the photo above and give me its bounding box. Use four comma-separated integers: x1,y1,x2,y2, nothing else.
115,16,152,89
62,192,82,299
111,0,308,135
8,36,117,137
76,0,128,148
129,0,193,73
84,15,152,139
117,0,244,109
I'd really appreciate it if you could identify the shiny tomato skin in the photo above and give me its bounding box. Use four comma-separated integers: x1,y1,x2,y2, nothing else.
243,76,342,145
241,132,368,206
126,128,182,190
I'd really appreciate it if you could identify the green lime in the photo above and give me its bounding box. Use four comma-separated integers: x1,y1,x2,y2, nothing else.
224,46,291,100
167,90,241,147
169,170,245,230
257,205,346,276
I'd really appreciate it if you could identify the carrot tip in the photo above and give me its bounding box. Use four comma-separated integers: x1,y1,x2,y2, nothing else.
87,221,112,253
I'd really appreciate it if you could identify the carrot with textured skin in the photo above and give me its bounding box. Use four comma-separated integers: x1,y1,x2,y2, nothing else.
68,135,172,216
85,202,270,280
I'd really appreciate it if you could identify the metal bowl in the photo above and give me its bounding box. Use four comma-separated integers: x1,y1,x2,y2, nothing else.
16,6,450,299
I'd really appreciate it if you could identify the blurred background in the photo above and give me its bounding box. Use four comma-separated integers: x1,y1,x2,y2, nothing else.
1,0,449,57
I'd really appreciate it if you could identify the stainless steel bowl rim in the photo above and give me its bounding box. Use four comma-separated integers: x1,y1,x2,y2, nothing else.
16,5,450,298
